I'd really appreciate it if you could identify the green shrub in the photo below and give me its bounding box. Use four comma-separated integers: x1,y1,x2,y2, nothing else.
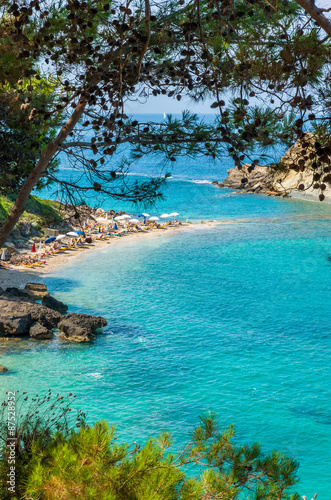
0,392,301,500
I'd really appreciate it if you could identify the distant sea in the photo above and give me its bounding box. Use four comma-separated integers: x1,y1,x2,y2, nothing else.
1,114,331,498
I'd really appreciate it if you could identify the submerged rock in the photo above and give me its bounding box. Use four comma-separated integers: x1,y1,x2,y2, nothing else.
58,313,107,342
0,365,8,373
42,295,68,314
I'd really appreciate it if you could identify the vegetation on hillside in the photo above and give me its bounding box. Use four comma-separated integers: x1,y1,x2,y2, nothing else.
0,195,63,228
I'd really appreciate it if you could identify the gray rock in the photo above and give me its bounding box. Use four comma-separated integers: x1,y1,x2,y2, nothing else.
29,305,61,329
25,289,50,301
25,283,48,292
42,295,68,314
5,287,34,301
0,365,8,373
24,284,50,300
10,227,21,239
0,294,61,336
0,315,31,336
9,255,23,266
58,313,107,342
29,322,54,340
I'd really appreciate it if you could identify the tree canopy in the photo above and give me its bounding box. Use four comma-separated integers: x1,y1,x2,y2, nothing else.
0,0,331,246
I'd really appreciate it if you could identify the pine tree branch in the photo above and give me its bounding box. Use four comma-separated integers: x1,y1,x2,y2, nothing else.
295,0,331,37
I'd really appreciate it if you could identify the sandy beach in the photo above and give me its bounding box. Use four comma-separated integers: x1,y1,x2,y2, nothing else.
0,221,220,289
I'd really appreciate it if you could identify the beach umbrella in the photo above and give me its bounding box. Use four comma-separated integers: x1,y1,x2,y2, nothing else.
114,222,118,230
149,216,159,221
31,243,36,252
74,230,85,235
169,212,179,217
122,214,131,219
114,215,125,221
129,218,140,223
39,241,43,252
137,212,149,223
1,250,6,260
56,234,66,240
45,237,56,244
67,231,78,237
160,213,170,219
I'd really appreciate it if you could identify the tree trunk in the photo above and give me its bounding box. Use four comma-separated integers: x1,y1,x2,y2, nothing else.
295,0,331,37
0,101,86,249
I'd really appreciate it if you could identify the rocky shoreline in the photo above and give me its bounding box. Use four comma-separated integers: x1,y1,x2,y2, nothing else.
213,164,289,197
0,282,108,363
213,135,331,201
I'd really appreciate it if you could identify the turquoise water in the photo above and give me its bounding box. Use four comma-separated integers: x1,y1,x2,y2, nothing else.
1,184,331,497
2,123,331,497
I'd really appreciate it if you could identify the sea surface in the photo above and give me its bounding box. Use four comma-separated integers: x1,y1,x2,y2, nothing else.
1,115,331,498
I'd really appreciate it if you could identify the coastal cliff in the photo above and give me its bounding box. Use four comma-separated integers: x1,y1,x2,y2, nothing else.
216,134,331,201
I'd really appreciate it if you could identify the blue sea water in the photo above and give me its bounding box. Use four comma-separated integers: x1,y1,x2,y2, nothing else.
1,115,331,498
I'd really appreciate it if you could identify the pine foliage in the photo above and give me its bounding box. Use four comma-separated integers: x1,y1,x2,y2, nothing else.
0,392,302,500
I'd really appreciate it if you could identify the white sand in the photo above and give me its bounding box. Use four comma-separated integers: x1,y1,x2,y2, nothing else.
0,222,220,290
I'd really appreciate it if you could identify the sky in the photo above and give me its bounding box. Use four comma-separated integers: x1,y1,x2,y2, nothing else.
124,91,213,116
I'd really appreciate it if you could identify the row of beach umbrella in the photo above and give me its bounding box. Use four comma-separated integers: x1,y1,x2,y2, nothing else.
44,230,85,244
0,212,182,259
41,212,180,245
113,212,179,223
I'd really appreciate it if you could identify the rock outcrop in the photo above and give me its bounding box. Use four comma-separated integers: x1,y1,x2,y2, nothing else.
0,293,61,336
24,283,50,300
216,134,331,200
0,286,107,342
42,295,68,314
58,313,107,342
0,365,8,373
29,322,54,340
218,164,281,195
25,283,47,292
